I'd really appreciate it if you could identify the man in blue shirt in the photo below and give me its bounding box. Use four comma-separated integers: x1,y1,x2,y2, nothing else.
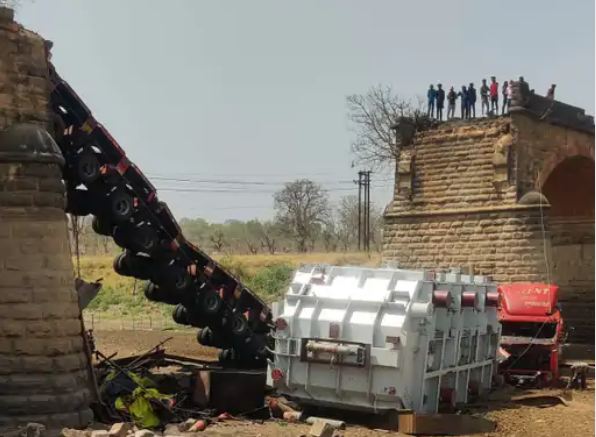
427,84,436,119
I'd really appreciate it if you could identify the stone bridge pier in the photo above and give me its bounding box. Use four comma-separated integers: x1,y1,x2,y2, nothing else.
383,83,594,343
0,7,93,434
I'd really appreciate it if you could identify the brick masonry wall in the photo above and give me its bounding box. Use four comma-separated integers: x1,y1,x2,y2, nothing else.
0,7,52,131
386,117,516,215
383,207,549,282
0,7,93,431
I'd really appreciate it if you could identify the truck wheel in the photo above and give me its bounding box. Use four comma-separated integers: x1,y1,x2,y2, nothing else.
109,189,134,222
197,327,227,348
113,252,132,276
130,224,159,255
172,304,190,325
91,215,113,236
145,282,180,305
65,189,93,216
152,264,192,292
197,327,213,346
218,349,240,367
144,282,161,301
76,151,101,184
200,290,223,316
112,225,130,249
231,313,250,338
125,253,153,280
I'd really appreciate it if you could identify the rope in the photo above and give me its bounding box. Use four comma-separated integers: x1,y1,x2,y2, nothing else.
72,215,81,278
504,179,553,370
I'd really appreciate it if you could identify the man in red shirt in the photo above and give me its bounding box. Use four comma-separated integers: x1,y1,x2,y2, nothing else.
489,76,499,115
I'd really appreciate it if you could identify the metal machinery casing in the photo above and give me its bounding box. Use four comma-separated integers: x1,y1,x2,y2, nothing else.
268,265,501,413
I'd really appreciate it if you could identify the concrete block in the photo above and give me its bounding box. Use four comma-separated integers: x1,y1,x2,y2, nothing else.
309,420,334,437
134,431,155,437
109,423,132,437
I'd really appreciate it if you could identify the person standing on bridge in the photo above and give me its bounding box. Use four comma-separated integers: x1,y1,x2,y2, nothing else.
489,76,499,114
506,79,514,113
467,83,477,118
501,81,509,114
480,79,490,116
427,84,437,118
436,83,445,121
458,85,468,119
447,86,457,120
547,84,556,100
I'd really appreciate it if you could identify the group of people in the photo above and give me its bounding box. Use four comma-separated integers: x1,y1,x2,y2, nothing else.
426,77,556,121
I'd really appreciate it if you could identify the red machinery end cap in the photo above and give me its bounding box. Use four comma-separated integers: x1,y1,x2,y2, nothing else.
498,283,559,317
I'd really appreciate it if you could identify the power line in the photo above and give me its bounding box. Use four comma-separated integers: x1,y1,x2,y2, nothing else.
155,186,365,194
150,175,393,186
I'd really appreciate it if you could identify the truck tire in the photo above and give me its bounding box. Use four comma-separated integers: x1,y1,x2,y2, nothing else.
152,264,192,293
109,189,134,222
76,151,101,184
65,189,93,216
144,282,180,305
197,327,228,348
130,224,159,255
199,290,223,317
112,225,130,249
91,215,113,236
231,313,250,338
114,251,154,280
113,252,132,277
172,304,190,325
218,348,236,366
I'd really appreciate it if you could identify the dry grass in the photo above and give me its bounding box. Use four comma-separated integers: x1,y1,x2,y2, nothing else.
80,252,381,279
79,252,382,321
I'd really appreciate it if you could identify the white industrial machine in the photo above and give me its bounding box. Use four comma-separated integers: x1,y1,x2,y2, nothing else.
267,265,501,413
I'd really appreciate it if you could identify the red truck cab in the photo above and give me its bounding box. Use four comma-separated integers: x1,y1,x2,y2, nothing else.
498,283,564,387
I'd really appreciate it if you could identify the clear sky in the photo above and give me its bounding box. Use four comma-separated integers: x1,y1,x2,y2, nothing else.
17,0,595,222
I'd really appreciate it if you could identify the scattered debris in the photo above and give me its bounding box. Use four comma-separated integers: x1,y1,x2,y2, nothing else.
60,429,90,437
309,420,334,437
2,423,48,437
398,412,496,435
133,430,155,437
75,277,103,309
304,417,346,429
108,422,132,437
567,362,590,389
511,390,572,407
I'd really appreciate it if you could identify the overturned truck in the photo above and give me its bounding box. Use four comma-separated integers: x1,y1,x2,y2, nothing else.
48,65,272,367
268,265,501,413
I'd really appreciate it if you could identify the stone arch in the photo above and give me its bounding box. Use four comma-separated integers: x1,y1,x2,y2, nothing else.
540,154,595,343
542,155,594,218
536,142,594,190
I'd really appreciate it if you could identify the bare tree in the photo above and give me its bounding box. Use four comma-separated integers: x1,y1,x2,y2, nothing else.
274,179,331,252
209,227,227,252
336,195,359,251
258,221,281,255
347,85,428,168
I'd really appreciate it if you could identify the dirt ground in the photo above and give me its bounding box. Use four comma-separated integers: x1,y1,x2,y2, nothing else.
94,330,595,437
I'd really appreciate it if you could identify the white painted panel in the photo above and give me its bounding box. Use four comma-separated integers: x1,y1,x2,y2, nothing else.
319,308,345,322
381,313,406,328
350,311,376,325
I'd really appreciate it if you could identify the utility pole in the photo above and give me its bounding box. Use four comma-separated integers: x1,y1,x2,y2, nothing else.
356,170,372,252
357,171,363,251
365,170,371,252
